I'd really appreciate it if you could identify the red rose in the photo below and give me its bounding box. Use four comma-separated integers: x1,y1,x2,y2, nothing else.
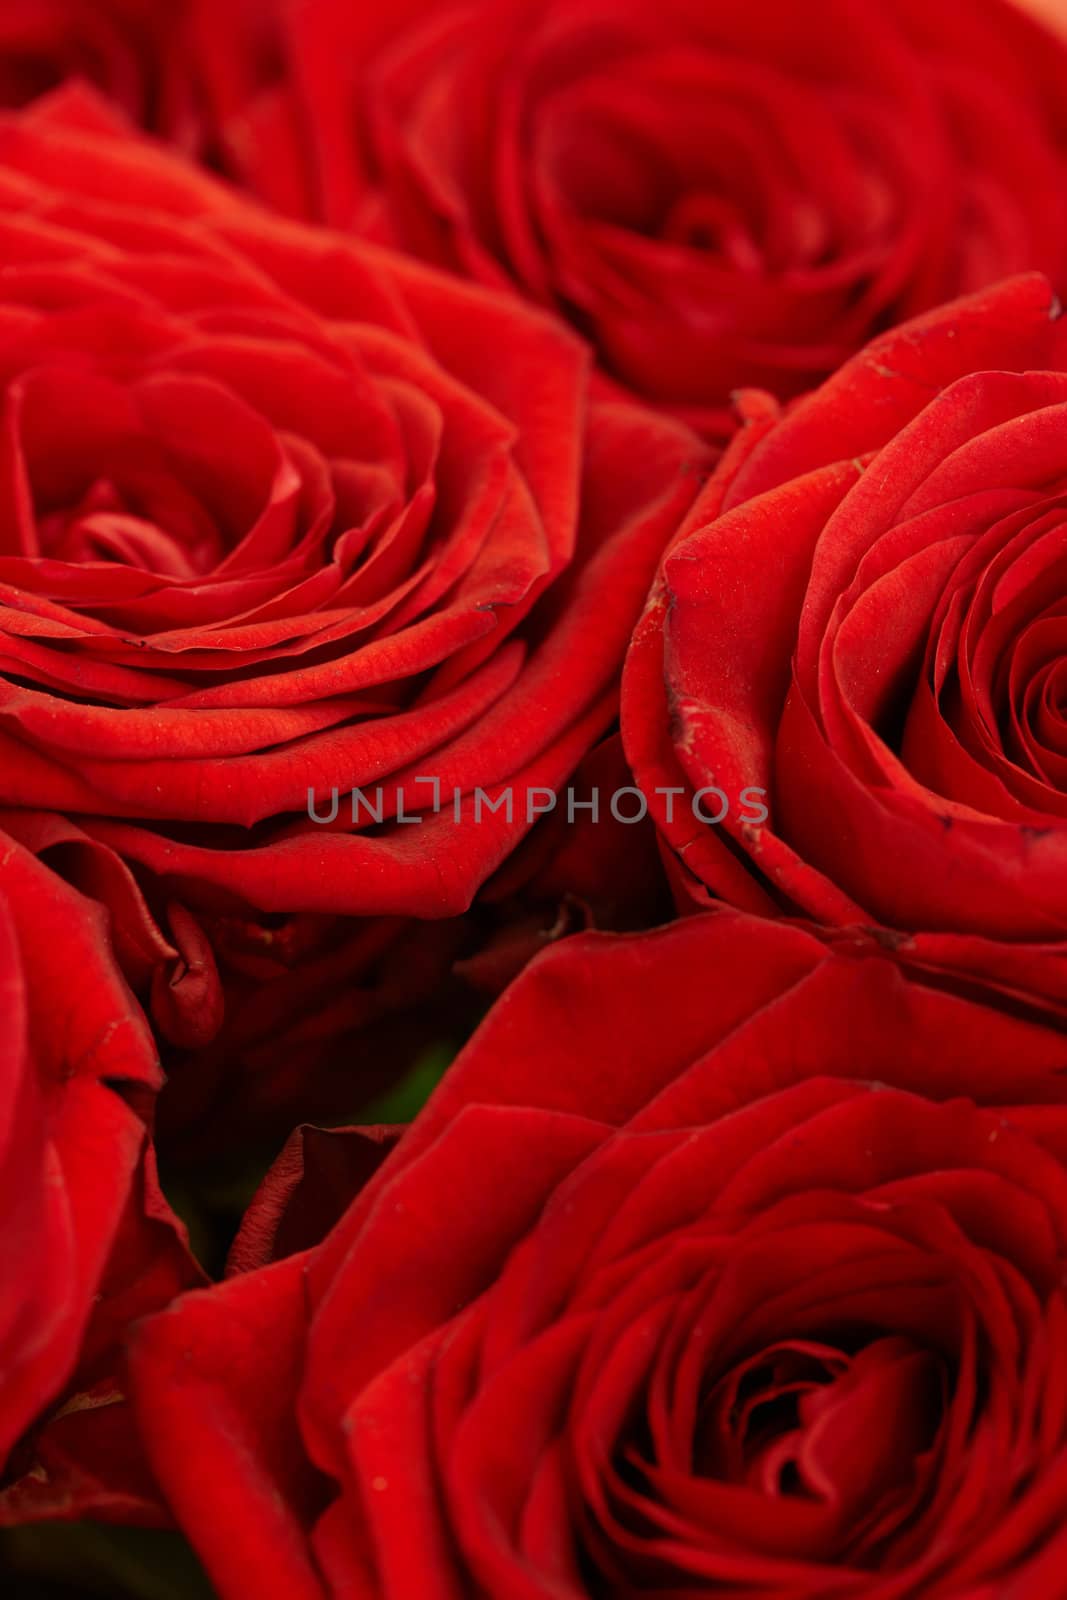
625,274,1067,1017
0,827,161,1470
228,0,1067,438
0,816,203,1530
0,1138,204,1529
130,911,1067,1599
0,90,701,935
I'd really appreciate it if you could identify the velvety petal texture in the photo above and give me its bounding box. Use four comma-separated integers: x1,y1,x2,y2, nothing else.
624,273,1067,1016
131,912,1067,1597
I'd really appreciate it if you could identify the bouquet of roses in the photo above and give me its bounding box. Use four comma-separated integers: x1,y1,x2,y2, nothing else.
1,2,1066,1596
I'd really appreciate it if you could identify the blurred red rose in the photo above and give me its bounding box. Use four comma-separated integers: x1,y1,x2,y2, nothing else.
625,274,1067,1019
0,88,701,938
0,1,272,168
221,0,1067,439
130,910,1067,1598
0,1,175,116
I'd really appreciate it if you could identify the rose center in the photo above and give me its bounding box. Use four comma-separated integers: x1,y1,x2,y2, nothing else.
659,190,765,272
698,1335,944,1506
35,475,222,579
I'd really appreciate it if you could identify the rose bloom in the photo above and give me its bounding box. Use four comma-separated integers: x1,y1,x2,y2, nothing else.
625,274,1067,1019
0,89,700,936
215,0,1067,438
131,910,1067,1598
0,823,202,1528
